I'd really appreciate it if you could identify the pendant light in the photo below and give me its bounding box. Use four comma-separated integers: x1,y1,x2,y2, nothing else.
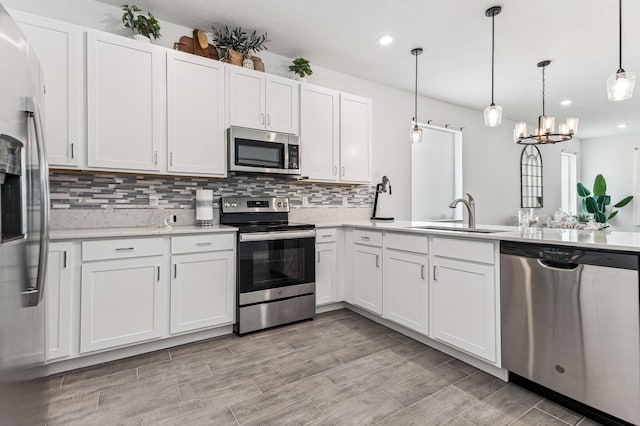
410,47,423,144
484,6,503,127
607,0,635,101
514,60,578,145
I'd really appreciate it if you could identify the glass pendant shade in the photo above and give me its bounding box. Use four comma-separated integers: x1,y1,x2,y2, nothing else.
566,117,579,134
514,122,527,141
410,124,423,144
607,70,636,101
538,116,555,135
484,104,503,127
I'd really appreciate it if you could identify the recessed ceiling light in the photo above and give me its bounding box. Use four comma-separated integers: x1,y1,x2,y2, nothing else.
378,35,393,46
560,99,572,106
618,123,627,129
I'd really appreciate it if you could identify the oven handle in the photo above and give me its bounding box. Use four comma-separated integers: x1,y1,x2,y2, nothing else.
239,230,316,242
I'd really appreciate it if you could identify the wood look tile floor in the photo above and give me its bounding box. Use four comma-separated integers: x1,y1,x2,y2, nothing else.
42,310,603,425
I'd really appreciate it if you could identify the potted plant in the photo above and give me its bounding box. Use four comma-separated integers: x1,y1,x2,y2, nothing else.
121,5,161,42
577,174,633,228
289,58,313,81
211,26,246,66
242,30,269,70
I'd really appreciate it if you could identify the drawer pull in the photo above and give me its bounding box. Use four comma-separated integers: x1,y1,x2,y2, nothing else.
361,236,370,241
321,234,333,238
115,247,135,252
197,242,213,247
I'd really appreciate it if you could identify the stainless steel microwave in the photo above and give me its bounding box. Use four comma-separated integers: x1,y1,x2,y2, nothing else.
228,127,300,175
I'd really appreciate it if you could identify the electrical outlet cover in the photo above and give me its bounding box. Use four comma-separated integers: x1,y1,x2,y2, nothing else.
302,196,309,207
342,196,348,206
149,195,159,207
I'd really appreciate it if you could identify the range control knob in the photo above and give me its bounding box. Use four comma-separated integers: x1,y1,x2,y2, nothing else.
277,202,283,207
231,202,237,207
283,202,288,207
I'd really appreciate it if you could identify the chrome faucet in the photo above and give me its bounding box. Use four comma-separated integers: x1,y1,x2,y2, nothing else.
449,193,476,228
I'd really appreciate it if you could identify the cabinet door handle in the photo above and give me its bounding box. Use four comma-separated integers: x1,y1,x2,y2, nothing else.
433,266,438,281
266,114,271,126
333,165,337,176
115,247,135,252
63,251,68,268
174,264,177,278
375,254,380,268
157,266,161,281
70,143,75,159
153,150,158,165
317,251,320,263
341,166,345,177
197,242,212,246
260,113,265,124
169,152,173,166
421,264,426,280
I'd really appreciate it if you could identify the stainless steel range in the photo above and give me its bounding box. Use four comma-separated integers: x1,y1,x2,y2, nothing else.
220,197,316,335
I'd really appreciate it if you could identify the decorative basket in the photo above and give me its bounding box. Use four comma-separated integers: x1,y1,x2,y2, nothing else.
220,49,243,66
252,56,265,72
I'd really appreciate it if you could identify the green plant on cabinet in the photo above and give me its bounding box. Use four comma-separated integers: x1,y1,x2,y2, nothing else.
121,4,161,40
577,174,633,225
289,57,313,78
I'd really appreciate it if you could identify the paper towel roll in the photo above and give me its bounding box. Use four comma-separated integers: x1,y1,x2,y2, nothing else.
196,189,214,222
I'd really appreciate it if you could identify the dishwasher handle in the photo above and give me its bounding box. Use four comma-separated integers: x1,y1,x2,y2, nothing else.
537,259,582,271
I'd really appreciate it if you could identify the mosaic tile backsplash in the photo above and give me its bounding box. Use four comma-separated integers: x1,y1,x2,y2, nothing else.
49,171,374,209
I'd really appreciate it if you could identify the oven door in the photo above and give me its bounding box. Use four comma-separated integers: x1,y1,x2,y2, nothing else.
238,230,315,304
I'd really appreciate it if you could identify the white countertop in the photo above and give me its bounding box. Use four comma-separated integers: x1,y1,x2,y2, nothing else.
50,224,237,240
50,220,640,252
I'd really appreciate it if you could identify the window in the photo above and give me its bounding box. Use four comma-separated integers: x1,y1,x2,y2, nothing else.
411,125,463,221
561,152,577,215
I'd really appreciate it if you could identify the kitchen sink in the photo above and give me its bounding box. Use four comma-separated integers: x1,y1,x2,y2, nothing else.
409,226,503,234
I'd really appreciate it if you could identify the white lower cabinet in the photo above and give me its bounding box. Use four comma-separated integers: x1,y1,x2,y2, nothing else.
316,241,337,305
80,256,164,353
383,248,429,334
170,251,234,334
430,257,497,362
351,243,383,315
46,242,73,361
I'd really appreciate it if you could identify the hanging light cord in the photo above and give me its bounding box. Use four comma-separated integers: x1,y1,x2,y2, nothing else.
618,0,623,72
541,64,546,116
490,13,495,105
414,52,418,123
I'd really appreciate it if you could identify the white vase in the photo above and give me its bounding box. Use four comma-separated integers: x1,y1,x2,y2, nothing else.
291,73,307,82
243,56,254,70
133,34,151,43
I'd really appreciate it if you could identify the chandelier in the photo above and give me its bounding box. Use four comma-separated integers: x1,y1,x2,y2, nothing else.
514,60,578,145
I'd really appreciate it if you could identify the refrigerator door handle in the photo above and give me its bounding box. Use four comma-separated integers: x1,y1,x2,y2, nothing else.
26,96,50,304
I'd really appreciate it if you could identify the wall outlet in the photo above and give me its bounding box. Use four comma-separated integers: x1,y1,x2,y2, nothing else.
149,194,159,207
302,196,309,207
342,196,348,207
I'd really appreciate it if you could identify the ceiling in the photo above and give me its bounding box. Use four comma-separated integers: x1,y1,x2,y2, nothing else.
100,0,640,139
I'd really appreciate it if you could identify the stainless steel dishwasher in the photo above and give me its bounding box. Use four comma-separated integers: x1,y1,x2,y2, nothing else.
501,242,640,425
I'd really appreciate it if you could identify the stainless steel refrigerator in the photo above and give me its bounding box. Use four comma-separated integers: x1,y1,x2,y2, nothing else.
0,4,50,425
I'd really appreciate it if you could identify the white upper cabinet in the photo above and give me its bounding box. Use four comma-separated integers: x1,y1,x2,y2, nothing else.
12,11,83,168
229,67,299,135
166,50,226,176
300,84,340,182
86,30,163,172
340,93,372,184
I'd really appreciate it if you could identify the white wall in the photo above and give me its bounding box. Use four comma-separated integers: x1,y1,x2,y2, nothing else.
581,132,639,230
5,0,575,225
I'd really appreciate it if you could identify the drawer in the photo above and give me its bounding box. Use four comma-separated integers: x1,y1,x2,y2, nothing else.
82,237,164,262
316,228,337,243
384,232,428,254
353,229,383,247
171,233,235,255
432,237,495,264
